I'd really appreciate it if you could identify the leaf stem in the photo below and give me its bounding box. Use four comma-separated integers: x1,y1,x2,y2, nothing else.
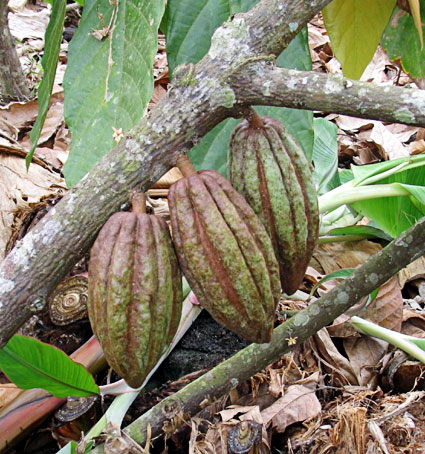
318,183,410,213
351,316,425,363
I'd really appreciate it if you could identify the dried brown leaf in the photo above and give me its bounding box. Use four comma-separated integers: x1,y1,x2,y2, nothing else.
261,384,321,432
311,241,382,275
398,256,425,288
313,329,358,385
343,336,387,387
0,153,66,258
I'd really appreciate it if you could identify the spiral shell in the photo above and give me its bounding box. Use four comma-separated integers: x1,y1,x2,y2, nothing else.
48,275,88,325
55,395,97,422
227,421,262,454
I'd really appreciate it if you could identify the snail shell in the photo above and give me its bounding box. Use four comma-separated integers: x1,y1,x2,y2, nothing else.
55,395,98,422
227,420,262,454
48,274,88,325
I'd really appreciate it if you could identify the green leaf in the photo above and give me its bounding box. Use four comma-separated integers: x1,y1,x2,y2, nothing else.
0,335,99,398
188,28,313,173
63,0,165,187
323,0,396,79
27,1,66,168
325,225,392,241
56,441,78,454
352,170,425,237
189,118,239,176
165,0,230,76
310,268,356,297
382,6,425,79
165,0,259,77
311,118,339,195
351,154,425,186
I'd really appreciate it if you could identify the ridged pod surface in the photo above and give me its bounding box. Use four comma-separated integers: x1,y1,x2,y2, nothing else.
168,164,280,344
88,199,182,388
228,114,319,295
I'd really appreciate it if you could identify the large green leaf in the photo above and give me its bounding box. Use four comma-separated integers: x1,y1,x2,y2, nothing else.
164,0,258,76
311,118,339,195
63,0,165,187
323,0,396,79
0,335,99,398
27,1,66,168
382,5,425,79
188,27,313,174
352,169,425,237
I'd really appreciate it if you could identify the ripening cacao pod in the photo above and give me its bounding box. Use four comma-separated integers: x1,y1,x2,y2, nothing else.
168,155,280,344
228,111,319,295
87,193,182,388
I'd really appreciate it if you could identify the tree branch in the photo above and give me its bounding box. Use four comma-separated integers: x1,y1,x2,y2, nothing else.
0,0,333,348
233,66,425,127
87,215,425,449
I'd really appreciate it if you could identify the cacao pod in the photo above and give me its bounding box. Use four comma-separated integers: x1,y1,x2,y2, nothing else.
87,193,182,388
168,155,280,344
228,113,319,295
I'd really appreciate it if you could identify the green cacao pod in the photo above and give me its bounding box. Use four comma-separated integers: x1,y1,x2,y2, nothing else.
168,155,280,344
87,193,182,388
228,113,319,295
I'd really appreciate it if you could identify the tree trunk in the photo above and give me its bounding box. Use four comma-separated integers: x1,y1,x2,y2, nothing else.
0,0,30,104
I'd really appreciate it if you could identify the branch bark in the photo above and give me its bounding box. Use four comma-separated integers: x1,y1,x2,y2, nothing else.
86,215,425,450
234,66,425,127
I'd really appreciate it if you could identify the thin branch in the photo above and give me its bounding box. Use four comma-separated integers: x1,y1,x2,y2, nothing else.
232,65,425,127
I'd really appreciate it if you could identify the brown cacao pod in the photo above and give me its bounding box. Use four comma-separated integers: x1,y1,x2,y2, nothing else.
228,113,319,295
168,157,280,343
87,194,182,388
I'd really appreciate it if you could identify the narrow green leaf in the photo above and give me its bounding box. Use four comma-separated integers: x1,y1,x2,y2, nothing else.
56,441,78,454
63,0,165,186
310,268,356,297
27,1,66,168
325,225,392,241
382,5,425,79
323,0,396,79
0,335,99,398
408,0,423,48
311,118,339,195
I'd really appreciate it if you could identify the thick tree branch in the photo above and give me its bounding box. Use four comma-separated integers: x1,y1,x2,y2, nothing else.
0,0,333,348
87,215,425,449
233,66,425,127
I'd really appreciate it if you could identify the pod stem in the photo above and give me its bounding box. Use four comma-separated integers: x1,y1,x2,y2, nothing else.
176,154,197,177
131,192,147,214
248,109,264,129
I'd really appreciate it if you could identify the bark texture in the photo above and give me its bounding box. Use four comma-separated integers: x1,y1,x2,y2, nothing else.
234,66,425,127
0,0,30,103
